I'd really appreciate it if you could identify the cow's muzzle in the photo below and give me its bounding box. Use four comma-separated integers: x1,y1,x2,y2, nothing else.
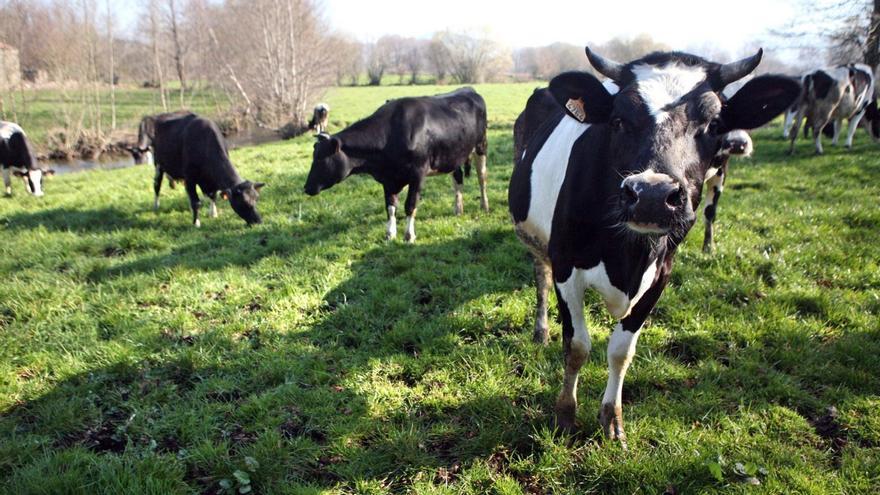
621,173,686,234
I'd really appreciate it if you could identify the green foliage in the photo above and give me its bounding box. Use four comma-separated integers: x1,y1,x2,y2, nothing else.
1,83,879,493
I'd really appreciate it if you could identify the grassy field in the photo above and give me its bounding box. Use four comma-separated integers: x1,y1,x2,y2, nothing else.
1,85,230,149
1,82,879,494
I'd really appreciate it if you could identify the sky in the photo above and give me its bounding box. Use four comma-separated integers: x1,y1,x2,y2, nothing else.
323,0,801,57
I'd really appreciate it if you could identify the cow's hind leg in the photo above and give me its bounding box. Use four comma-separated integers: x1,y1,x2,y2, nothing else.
553,271,590,431
846,110,867,148
476,152,489,212
831,120,841,146
185,181,202,227
702,163,726,253
452,167,464,215
384,184,401,240
153,164,164,211
403,177,424,243
533,258,552,345
2,167,11,195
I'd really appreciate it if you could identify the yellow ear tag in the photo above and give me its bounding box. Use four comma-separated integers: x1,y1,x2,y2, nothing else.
565,98,587,122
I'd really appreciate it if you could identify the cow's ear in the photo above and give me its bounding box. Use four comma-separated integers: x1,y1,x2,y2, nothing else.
44,169,55,176
548,71,614,123
221,189,231,200
254,182,265,191
331,137,341,154
719,75,801,132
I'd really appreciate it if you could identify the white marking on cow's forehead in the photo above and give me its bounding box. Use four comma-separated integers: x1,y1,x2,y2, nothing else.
631,64,707,122
0,121,25,140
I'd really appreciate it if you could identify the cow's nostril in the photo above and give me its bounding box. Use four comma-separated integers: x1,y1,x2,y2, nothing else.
666,187,682,208
623,182,639,205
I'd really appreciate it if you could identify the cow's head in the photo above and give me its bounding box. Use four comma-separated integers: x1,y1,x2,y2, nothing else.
548,48,799,238
222,180,265,225
127,146,153,165
303,133,352,196
6,131,53,196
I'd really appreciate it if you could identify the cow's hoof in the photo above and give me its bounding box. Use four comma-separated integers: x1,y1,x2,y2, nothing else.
533,325,549,345
404,233,416,243
481,203,490,213
555,401,577,433
454,205,463,216
599,403,628,450
385,232,397,241
702,242,713,254
194,219,201,228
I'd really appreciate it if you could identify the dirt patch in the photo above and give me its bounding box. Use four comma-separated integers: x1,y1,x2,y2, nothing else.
808,406,848,466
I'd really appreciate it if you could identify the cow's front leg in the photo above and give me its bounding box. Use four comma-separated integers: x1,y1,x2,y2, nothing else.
185,181,202,227
553,270,590,431
599,262,670,448
533,258,552,344
207,191,218,218
476,152,489,212
452,167,464,215
830,120,841,146
153,165,164,211
702,164,726,253
813,118,829,154
2,167,11,195
384,184,400,240
403,177,423,243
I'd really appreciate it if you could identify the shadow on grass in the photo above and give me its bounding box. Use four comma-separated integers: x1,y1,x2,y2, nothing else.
2,207,156,233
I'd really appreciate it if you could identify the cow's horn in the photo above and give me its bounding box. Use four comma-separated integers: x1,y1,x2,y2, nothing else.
585,47,624,81
717,49,763,88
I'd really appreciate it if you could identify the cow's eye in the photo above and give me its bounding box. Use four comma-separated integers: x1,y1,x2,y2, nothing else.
610,117,625,132
707,118,721,135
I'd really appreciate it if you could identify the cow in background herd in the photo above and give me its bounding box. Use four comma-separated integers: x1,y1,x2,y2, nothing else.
304,88,489,243
509,47,799,444
308,103,330,134
787,63,879,154
129,112,265,226
0,121,54,196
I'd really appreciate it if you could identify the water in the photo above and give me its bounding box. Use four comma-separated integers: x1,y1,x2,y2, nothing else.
44,127,285,175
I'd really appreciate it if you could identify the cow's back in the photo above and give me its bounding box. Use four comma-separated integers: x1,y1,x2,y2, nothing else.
152,113,198,177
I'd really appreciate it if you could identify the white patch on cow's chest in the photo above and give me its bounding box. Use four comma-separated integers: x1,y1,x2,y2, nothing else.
631,64,707,123
519,117,590,247
0,122,25,140
561,259,658,320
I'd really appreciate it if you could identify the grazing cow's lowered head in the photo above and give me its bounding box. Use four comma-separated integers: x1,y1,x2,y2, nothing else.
222,180,265,225
303,133,352,196
549,48,798,238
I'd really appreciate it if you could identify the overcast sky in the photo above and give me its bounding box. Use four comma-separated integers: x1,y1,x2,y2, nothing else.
324,0,804,59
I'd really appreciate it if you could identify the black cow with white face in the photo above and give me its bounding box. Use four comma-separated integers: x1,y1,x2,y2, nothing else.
130,112,265,227
508,48,799,445
304,88,488,243
0,121,54,196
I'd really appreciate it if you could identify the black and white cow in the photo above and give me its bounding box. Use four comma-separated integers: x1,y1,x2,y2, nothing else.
130,112,265,226
787,64,879,154
304,87,488,243
513,82,754,254
508,48,799,445
0,121,53,196
308,103,330,134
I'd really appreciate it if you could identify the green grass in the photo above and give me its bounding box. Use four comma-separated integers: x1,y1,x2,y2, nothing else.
2,85,229,148
1,83,879,494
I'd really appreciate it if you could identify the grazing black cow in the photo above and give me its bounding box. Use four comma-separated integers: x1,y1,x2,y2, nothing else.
308,103,330,134
304,87,489,242
512,80,755,254
130,112,265,226
0,121,53,196
508,47,799,445
788,64,879,154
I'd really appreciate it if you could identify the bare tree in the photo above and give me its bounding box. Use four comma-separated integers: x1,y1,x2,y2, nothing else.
148,0,168,110
436,30,512,84
105,0,116,129
426,35,451,82
166,0,187,107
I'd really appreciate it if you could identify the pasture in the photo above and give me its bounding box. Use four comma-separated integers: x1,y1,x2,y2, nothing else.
1,82,879,494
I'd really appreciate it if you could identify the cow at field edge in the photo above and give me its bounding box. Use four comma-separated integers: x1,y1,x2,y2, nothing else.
788,64,879,154
512,82,755,254
0,121,54,196
508,47,799,445
131,112,265,226
308,103,330,134
303,87,489,243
